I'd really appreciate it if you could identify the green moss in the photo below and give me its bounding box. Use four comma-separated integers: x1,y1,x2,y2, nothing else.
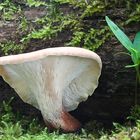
81,1,106,19
21,25,58,42
1,99,140,140
125,4,140,24
25,0,47,7
0,0,21,21
0,0,140,54
0,41,25,55
18,17,29,32
20,0,110,50
55,0,88,8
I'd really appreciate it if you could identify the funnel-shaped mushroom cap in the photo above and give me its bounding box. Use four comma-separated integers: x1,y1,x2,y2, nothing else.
0,47,102,132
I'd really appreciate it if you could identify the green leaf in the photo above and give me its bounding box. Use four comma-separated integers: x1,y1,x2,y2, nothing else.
125,63,139,68
133,31,140,56
105,16,133,52
130,47,139,64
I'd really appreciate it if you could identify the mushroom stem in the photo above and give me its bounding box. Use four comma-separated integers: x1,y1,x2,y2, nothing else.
44,111,81,132
61,111,81,132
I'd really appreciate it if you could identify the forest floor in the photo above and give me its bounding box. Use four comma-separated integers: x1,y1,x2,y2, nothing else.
1,99,140,140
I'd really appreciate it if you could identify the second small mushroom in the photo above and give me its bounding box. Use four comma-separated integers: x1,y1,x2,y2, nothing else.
0,47,102,132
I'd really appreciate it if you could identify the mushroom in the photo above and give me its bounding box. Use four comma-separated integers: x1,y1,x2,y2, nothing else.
0,47,102,132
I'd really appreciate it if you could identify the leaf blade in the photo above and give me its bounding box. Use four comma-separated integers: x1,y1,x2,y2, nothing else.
105,16,133,52
133,31,140,55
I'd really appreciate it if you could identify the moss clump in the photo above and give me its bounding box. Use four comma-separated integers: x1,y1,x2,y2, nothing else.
1,99,140,140
0,0,140,53
20,0,110,51
0,41,25,55
0,0,21,21
125,3,140,24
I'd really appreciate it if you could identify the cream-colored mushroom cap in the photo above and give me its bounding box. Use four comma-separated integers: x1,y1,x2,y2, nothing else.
0,47,102,132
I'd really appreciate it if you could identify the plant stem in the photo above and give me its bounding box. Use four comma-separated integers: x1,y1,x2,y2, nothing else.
135,66,140,105
135,74,138,105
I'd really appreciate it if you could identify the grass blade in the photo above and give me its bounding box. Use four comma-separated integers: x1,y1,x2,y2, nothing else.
125,63,139,68
133,31,140,55
105,16,133,52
